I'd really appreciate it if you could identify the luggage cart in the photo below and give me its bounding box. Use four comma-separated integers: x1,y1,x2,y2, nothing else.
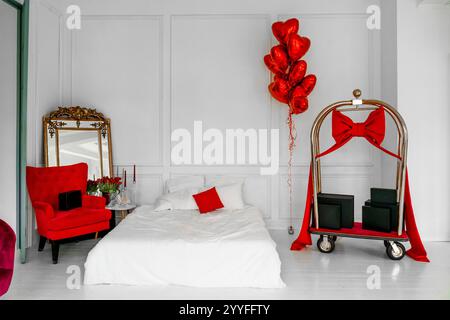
310,89,409,260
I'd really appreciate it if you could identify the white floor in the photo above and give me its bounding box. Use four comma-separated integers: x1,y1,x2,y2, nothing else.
3,231,450,300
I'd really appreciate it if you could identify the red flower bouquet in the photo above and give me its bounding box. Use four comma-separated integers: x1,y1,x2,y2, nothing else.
97,176,122,194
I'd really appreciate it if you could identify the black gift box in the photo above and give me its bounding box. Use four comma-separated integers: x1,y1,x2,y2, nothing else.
370,188,397,205
318,203,341,230
58,190,82,211
362,205,391,232
365,200,399,231
318,193,354,228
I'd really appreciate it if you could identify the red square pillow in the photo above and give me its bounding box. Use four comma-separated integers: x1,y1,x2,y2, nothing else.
192,187,224,214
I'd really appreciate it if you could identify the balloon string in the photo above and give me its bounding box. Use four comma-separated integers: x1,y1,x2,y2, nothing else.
287,112,297,228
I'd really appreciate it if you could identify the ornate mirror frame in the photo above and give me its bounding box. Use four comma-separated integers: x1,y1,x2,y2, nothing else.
43,106,113,177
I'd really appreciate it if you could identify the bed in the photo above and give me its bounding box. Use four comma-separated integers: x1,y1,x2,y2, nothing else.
84,205,285,288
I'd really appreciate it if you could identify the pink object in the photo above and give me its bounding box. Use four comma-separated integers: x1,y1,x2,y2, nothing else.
0,219,16,297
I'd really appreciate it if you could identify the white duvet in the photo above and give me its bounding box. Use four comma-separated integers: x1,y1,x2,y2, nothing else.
84,205,285,288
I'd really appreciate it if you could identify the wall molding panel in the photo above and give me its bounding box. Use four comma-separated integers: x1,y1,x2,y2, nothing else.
169,14,273,138
69,14,164,167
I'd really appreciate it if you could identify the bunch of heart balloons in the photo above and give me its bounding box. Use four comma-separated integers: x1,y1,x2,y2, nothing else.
264,18,316,234
264,18,316,115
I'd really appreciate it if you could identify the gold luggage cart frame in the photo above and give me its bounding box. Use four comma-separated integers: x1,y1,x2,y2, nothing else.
309,90,409,260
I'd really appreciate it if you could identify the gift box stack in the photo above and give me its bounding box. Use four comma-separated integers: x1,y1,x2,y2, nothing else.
362,188,400,232
316,193,354,229
316,188,401,233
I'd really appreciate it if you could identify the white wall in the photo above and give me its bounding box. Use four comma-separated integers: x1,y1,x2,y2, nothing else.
28,0,388,233
396,0,450,241
380,0,399,188
27,0,63,167
0,1,18,233
26,0,63,245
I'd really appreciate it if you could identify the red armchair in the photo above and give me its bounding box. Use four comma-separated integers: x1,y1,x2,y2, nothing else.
0,219,15,297
26,163,111,264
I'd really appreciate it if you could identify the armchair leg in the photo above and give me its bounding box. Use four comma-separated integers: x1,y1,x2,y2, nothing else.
38,236,47,251
51,241,60,264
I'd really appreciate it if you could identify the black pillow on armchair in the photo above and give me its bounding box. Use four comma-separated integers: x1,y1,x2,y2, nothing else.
58,190,82,211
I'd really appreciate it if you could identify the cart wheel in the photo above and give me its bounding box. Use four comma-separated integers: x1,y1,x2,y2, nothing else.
331,236,338,242
383,240,390,248
317,235,335,253
386,241,406,260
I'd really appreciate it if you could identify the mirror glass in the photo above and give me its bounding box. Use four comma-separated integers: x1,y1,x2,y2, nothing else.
44,107,112,178
58,130,102,179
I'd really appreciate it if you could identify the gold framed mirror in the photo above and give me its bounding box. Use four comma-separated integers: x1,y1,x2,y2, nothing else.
43,106,113,179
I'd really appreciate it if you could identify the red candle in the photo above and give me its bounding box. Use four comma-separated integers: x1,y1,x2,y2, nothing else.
133,164,136,183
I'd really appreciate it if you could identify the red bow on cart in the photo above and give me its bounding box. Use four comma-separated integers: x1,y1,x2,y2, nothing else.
291,108,430,263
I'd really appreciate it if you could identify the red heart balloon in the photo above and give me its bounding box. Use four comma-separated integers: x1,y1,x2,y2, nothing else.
264,54,284,75
290,84,306,98
268,77,291,103
270,45,289,71
288,60,307,86
289,96,309,114
299,74,317,96
287,34,310,61
274,73,288,82
289,85,309,114
272,18,299,44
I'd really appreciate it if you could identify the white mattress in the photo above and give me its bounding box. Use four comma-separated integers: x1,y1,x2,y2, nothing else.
84,205,285,288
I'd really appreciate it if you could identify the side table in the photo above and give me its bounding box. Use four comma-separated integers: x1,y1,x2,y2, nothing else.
105,203,137,231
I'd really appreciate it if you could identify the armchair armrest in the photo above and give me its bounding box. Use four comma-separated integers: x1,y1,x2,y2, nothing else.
33,201,55,219
82,194,106,209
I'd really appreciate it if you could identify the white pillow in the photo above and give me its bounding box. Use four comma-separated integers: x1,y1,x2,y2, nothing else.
166,175,204,193
154,187,199,211
205,176,245,187
215,183,245,210
154,197,171,211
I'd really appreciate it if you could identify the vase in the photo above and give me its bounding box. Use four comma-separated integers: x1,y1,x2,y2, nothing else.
117,188,131,205
102,192,111,205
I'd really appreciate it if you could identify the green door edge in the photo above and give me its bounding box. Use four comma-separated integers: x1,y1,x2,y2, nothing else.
2,0,29,263
19,0,30,264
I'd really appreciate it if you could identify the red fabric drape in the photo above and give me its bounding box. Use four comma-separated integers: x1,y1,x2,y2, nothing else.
290,109,429,262
290,167,313,250
403,170,429,262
